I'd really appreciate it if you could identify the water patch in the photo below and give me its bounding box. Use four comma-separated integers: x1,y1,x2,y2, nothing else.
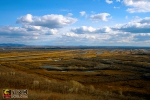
110,49,116,53
42,66,55,69
85,70,95,72
96,52,102,54
70,70,95,72
42,66,96,72
80,52,87,54
42,66,64,71
42,65,97,72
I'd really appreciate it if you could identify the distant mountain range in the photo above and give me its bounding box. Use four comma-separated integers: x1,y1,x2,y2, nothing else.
0,43,150,49
0,43,26,47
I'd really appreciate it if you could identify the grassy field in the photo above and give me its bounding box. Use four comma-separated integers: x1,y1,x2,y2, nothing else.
0,49,150,100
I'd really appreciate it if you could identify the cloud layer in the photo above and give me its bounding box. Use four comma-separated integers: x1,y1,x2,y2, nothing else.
71,26,111,34
0,12,150,46
0,14,78,37
123,0,150,13
90,13,111,21
16,14,78,28
0,26,58,37
113,17,150,33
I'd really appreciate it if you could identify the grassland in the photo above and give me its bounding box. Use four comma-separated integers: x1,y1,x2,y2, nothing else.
0,48,150,100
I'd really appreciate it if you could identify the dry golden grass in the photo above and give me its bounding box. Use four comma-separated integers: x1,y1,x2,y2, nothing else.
0,49,150,100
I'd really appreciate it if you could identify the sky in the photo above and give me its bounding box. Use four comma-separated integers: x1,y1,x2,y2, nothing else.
0,0,150,46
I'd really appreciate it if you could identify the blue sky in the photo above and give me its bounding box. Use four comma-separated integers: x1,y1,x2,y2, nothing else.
0,0,150,46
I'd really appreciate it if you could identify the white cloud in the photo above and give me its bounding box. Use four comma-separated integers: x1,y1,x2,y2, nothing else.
85,35,96,39
24,25,58,35
1,13,150,46
16,14,77,28
90,13,111,21
80,11,86,16
71,26,96,34
112,17,150,33
16,14,33,24
0,25,58,37
101,27,112,33
68,16,150,45
71,26,112,34
23,25,41,31
44,29,58,35
123,0,150,13
0,26,28,36
106,0,113,4
134,33,150,41
33,36,38,40
61,33,112,45
64,32,78,37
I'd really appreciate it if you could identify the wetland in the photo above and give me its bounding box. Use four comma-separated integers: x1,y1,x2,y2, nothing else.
0,47,150,100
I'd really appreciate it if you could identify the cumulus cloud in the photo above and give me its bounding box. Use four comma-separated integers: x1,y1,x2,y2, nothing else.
113,17,150,33
71,26,96,34
90,13,111,21
23,25,41,31
16,14,77,28
123,0,150,13
1,13,150,46
0,13,78,44
0,26,28,36
0,25,58,37
69,16,150,45
80,11,86,16
100,27,112,33
64,32,78,37
71,26,112,34
62,33,111,44
16,14,33,24
106,0,113,4
134,33,150,41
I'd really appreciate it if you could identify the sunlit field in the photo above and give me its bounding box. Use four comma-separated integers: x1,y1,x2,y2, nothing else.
0,48,150,100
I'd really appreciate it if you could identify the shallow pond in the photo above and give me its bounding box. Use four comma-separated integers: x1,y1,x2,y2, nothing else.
60,70,95,72
110,49,116,53
42,66,55,69
96,52,102,54
42,66,96,72
80,52,87,54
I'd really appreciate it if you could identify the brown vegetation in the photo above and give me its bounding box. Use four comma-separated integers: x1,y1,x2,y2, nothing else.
0,49,150,100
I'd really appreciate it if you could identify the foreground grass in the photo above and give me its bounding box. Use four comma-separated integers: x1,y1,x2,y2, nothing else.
0,66,145,100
